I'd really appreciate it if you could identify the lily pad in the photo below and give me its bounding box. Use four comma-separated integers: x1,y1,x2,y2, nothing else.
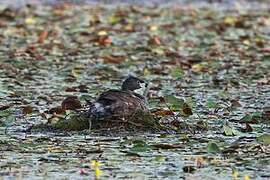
257,134,270,145
207,142,221,154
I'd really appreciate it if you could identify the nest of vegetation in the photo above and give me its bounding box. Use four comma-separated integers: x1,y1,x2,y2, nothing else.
32,110,174,134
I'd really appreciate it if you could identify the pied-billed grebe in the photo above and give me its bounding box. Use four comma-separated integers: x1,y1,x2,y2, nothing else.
89,76,148,119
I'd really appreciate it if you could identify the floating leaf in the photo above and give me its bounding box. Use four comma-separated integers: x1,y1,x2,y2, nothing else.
165,95,185,110
240,114,253,123
1,115,16,127
149,36,162,45
181,104,193,117
183,165,196,173
151,143,183,149
124,24,134,32
152,47,164,55
223,125,239,136
262,107,270,121
240,123,253,133
224,16,236,25
102,55,125,64
195,156,204,168
240,112,263,124
38,31,48,43
61,96,82,110
230,99,242,108
170,68,184,79
242,39,250,46
207,98,218,109
223,124,236,136
257,134,270,145
148,99,160,109
163,95,192,116
185,97,195,109
191,63,208,73
108,15,120,24
79,168,88,175
149,25,158,31
98,30,107,36
98,36,112,46
153,155,165,161
130,140,150,152
154,109,174,116
22,105,33,115
207,142,220,154
25,17,36,24
0,105,11,111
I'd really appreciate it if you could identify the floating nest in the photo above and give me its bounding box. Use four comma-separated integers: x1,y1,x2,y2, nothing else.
31,110,175,134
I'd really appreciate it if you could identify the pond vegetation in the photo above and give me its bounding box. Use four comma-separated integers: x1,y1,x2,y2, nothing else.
0,3,269,179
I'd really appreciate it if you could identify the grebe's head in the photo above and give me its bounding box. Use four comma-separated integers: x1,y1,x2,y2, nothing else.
121,76,148,92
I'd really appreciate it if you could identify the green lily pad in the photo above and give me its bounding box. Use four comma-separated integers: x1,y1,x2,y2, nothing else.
170,68,184,79
165,95,185,110
223,124,239,136
207,142,220,154
257,134,270,145
207,98,218,109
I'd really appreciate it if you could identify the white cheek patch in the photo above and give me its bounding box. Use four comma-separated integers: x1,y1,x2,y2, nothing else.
134,88,143,95
134,82,146,96
139,82,146,89
93,103,105,112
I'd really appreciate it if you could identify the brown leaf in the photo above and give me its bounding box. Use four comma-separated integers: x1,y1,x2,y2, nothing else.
0,105,11,111
40,112,49,119
65,85,88,93
0,20,6,28
65,87,77,92
61,96,82,110
161,23,175,30
78,84,88,93
8,92,20,98
191,63,208,73
170,120,182,128
0,8,15,20
182,104,193,116
38,31,49,43
164,50,181,58
25,44,44,60
183,165,196,173
0,63,19,74
241,123,253,133
151,143,183,149
154,109,174,116
149,36,162,45
98,36,112,46
262,107,270,120
22,105,33,115
89,15,101,26
159,97,166,104
195,120,208,130
25,44,36,54
260,48,270,53
102,55,125,64
195,156,205,168
231,99,242,108
123,24,135,32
